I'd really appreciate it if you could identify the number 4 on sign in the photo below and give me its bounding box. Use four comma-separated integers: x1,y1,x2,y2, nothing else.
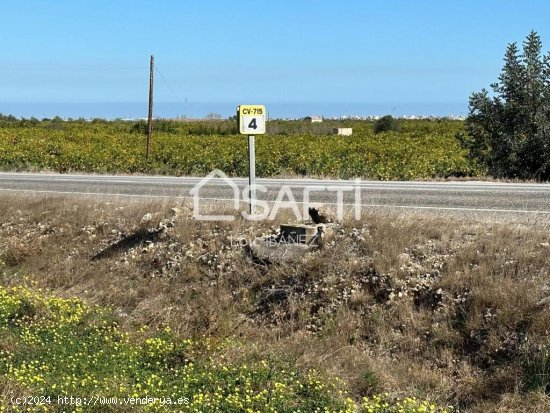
237,105,266,135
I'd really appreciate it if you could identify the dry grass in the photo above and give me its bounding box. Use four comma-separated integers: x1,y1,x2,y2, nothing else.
0,193,549,412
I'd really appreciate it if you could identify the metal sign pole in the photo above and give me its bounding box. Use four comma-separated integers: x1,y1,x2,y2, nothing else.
248,135,256,215
238,105,264,216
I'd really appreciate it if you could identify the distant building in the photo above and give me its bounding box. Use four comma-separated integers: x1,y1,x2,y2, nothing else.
304,116,323,123
333,128,352,136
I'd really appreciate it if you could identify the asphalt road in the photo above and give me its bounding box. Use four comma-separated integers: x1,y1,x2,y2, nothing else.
0,172,549,222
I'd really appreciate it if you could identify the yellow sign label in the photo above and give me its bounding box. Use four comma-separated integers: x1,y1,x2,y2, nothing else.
237,105,266,135
238,105,265,116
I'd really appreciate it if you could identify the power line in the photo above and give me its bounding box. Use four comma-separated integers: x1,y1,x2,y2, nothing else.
154,65,185,106
0,67,147,71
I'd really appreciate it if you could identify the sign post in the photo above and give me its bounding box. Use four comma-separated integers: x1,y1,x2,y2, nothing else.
237,105,266,215
248,135,256,214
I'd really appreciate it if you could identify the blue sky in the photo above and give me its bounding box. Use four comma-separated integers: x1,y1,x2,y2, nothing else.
1,0,550,118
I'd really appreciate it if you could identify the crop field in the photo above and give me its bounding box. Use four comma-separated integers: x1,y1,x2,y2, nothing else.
0,118,479,180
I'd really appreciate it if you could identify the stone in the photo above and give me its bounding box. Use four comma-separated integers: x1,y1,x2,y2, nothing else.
279,224,318,244
140,213,153,224
307,207,335,224
247,237,313,264
170,207,182,217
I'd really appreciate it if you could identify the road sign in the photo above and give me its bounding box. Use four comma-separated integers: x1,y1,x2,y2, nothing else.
237,105,266,135
237,105,266,215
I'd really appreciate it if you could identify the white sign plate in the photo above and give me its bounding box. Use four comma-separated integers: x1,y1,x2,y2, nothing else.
238,105,266,135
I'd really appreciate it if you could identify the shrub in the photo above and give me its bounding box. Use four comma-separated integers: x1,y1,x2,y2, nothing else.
373,115,401,134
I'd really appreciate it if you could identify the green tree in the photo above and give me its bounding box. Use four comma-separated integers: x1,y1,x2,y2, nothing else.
460,31,550,180
373,115,401,134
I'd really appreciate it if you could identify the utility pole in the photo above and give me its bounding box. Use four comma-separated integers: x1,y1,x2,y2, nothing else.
146,55,154,159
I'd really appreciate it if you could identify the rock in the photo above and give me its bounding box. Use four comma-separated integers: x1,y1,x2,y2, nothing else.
246,237,313,264
307,207,336,224
398,253,411,265
279,224,318,244
170,207,182,217
350,228,366,242
115,309,128,318
168,242,180,251
140,213,153,224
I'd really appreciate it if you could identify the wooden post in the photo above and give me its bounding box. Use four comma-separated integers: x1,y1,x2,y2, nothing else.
146,55,154,159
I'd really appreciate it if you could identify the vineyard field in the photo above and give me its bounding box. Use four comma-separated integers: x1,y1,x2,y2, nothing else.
0,118,479,180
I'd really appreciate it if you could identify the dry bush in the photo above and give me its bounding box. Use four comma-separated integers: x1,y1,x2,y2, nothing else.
1,238,32,266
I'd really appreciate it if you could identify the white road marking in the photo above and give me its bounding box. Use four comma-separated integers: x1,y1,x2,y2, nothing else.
1,188,549,214
0,175,548,193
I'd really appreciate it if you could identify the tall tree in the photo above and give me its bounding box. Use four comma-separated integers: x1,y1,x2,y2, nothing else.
461,31,550,180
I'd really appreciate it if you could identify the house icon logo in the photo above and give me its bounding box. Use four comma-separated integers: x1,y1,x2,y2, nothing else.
189,169,240,221
190,169,363,222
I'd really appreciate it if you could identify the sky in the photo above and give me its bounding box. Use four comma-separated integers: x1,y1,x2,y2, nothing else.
1,0,550,119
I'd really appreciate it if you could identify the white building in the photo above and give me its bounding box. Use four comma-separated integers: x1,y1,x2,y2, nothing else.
305,116,323,123
333,128,352,136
